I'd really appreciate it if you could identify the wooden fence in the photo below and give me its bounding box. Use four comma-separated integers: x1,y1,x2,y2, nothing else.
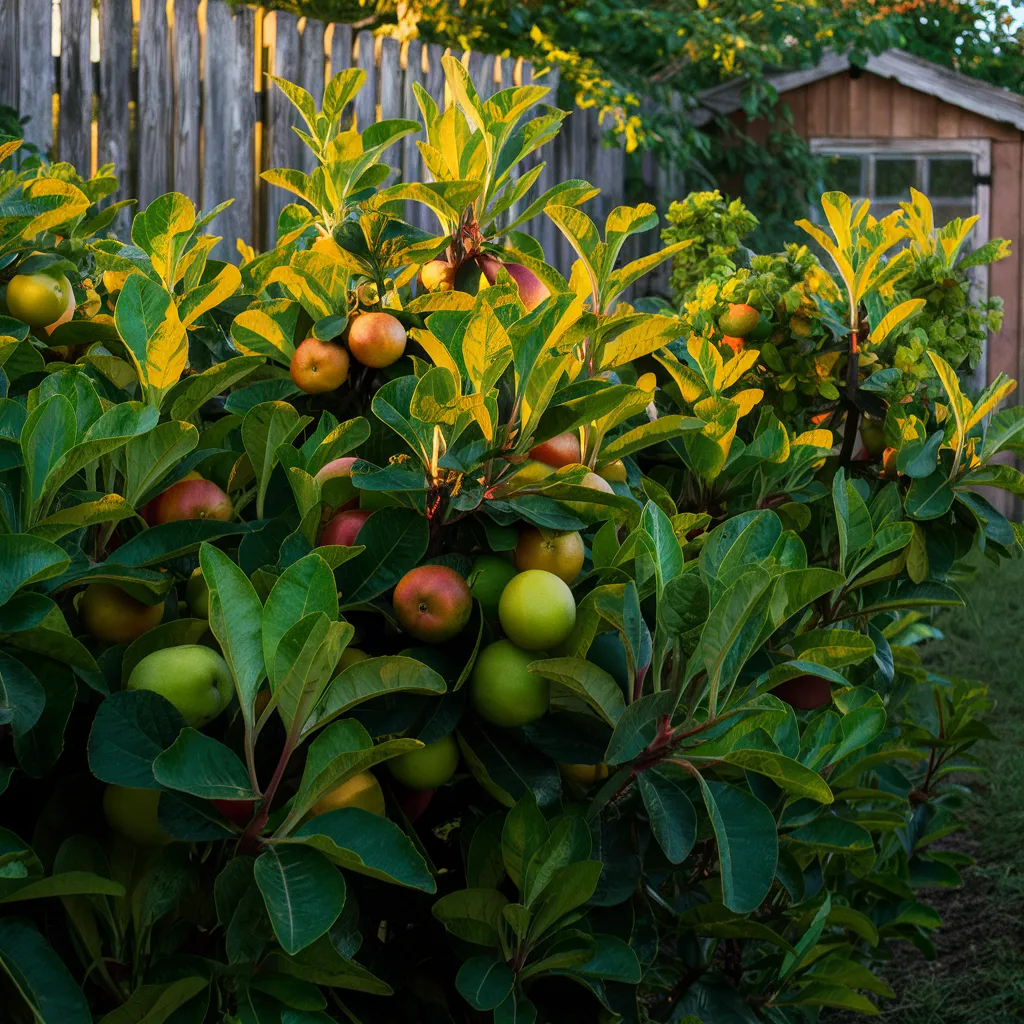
0,0,682,292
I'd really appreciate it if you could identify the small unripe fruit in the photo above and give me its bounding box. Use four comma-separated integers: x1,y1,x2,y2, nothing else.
151,478,232,524
290,337,350,393
185,568,209,618
471,639,549,727
80,583,164,645
309,771,385,818
387,735,459,790
468,555,518,620
103,786,172,845
419,260,455,292
315,457,358,483
514,528,585,585
529,433,581,469
771,674,831,710
6,271,72,329
128,645,234,728
339,647,370,671
393,565,472,643
498,569,576,651
598,460,627,483
718,303,759,337
860,418,885,459
559,762,609,787
346,312,407,369
320,509,372,547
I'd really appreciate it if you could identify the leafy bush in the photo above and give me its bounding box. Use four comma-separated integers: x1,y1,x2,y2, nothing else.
0,61,1019,1024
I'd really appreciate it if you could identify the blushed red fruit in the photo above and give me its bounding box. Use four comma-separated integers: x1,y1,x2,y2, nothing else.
315,457,358,482
213,799,256,827
396,786,434,823
393,565,472,643
419,260,455,292
321,509,371,546
290,337,350,393
315,456,360,509
721,335,745,354
771,674,831,710
347,312,407,368
514,528,585,584
529,432,581,468
80,583,164,645
151,478,232,524
581,470,614,494
478,256,550,311
718,303,760,337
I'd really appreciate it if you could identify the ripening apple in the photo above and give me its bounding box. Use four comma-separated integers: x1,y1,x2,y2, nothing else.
393,565,472,643
315,456,359,509
477,256,550,311
581,470,614,494
419,259,455,292
308,771,385,818
5,271,73,330
395,786,434,823
346,312,407,368
127,645,234,728
470,639,549,727
718,303,759,337
386,734,460,790
320,508,372,547
79,583,164,645
529,432,581,468
213,798,257,827
514,528,585,585
721,335,745,355
467,555,518,620
339,646,370,671
860,417,886,459
103,785,172,846
771,674,832,710
185,568,209,618
498,569,576,651
290,336,350,393
150,477,232,524
598,460,628,483
559,762,609,787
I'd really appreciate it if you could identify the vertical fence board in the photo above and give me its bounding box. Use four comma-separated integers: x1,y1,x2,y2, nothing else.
297,19,325,171
18,0,52,154
98,0,132,234
378,37,402,194
264,10,301,245
422,43,446,112
402,40,426,230
0,0,17,112
58,0,92,172
138,0,173,207
353,31,377,132
228,6,257,254
173,0,201,202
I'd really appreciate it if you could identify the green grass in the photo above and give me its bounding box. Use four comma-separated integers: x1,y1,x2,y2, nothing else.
868,555,1024,1022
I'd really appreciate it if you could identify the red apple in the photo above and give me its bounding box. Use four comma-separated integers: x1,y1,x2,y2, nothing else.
213,798,257,827
321,508,372,546
150,478,232,524
478,256,550,311
529,432,581,469
393,565,472,643
395,785,435,823
315,457,358,482
771,675,831,710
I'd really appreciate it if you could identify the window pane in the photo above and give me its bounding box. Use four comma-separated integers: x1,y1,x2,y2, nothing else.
875,158,918,198
822,154,864,195
928,158,975,198
931,202,976,228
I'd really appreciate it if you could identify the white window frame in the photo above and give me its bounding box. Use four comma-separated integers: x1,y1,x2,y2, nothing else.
809,137,992,387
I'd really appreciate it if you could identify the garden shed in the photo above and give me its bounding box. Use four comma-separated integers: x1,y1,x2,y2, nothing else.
695,49,1024,399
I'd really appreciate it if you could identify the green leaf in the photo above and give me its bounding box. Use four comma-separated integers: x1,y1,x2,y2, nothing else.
905,470,955,520
21,395,76,514
30,495,136,542
0,535,71,605
522,816,593,906
123,420,199,508
267,935,391,995
272,614,350,730
528,657,625,725
638,764,697,864
152,729,255,799
254,844,346,955
788,629,875,669
832,469,873,573
263,554,338,676
432,888,509,946
166,355,264,422
718,749,833,804
292,806,436,891
96,977,208,1024
698,777,777,914
200,544,266,726
455,956,515,1011
0,871,124,904
0,917,91,1023
0,651,44,738
87,690,187,789
242,401,312,518
526,860,603,942
501,792,550,888
109,520,251,567
604,691,675,765
336,508,429,607
786,817,873,852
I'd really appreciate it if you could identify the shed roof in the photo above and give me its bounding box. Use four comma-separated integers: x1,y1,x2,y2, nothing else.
693,49,1024,133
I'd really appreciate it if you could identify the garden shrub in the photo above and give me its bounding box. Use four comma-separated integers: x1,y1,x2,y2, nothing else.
0,60,1020,1024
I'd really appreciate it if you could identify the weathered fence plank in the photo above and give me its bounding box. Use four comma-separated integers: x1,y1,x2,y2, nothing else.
99,0,132,229
59,0,92,172
228,6,257,254
353,30,377,132
298,19,326,171
138,0,173,207
173,0,202,202
0,0,17,114
18,0,52,155
264,10,301,245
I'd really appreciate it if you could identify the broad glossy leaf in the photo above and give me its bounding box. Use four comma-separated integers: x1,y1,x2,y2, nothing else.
432,888,509,946
718,749,833,804
336,508,429,607
455,956,515,1012
0,535,71,605
529,657,625,725
638,764,697,864
153,729,255,799
263,554,339,676
242,401,311,517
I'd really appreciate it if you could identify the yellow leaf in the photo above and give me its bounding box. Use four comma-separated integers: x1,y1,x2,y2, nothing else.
654,349,705,406
867,299,926,348
965,374,1016,432
793,429,834,449
820,191,854,250
21,178,91,238
731,388,763,418
717,347,759,391
408,328,460,378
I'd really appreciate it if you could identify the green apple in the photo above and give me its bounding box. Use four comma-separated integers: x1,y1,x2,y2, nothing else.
185,568,209,618
467,555,518,620
387,735,459,790
103,785,172,845
127,645,233,727
470,639,548,727
498,569,576,651
309,771,385,817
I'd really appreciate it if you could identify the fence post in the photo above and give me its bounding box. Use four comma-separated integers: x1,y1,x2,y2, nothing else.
264,10,301,247
98,0,133,234
138,0,173,207
58,0,92,173
0,0,17,115
173,0,201,204
297,19,326,172
353,30,377,132
17,0,52,156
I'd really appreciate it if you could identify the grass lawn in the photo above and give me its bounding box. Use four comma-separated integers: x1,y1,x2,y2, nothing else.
853,554,1024,1021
